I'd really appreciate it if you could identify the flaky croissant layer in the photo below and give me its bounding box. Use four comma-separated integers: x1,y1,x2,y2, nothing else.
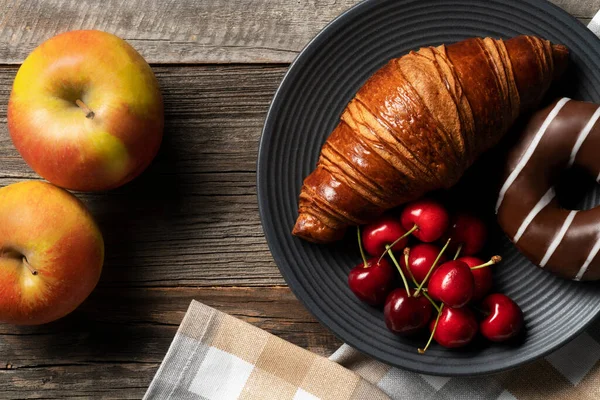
293,35,568,243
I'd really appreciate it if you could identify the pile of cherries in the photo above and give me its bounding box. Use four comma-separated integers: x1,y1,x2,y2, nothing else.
348,199,523,353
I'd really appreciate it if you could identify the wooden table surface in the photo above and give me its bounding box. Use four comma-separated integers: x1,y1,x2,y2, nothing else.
0,0,597,398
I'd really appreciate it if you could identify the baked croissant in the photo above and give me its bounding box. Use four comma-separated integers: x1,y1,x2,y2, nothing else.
293,35,569,243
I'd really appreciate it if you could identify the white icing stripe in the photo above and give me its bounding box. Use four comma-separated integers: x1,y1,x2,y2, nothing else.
540,210,578,267
596,171,600,183
575,235,600,281
495,97,571,213
513,187,555,243
568,106,600,167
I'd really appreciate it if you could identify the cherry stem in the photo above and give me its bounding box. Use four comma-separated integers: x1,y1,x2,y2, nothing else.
422,291,441,313
357,226,369,268
453,244,463,260
75,99,95,119
22,257,37,276
419,304,443,354
386,245,412,297
403,247,419,287
377,224,418,264
470,255,502,270
414,238,451,297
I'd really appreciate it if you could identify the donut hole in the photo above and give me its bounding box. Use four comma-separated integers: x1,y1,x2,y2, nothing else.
555,166,600,211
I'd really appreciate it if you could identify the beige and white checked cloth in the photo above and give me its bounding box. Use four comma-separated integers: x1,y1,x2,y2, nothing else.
145,10,600,400
145,300,600,400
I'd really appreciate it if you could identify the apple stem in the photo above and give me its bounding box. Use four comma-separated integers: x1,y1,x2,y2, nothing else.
471,255,502,270
453,244,463,260
418,304,443,354
386,245,412,297
22,257,37,276
357,226,369,268
403,247,419,287
75,99,95,119
414,238,451,297
377,224,418,264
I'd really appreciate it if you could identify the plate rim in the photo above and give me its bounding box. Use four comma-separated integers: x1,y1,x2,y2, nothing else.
257,0,600,376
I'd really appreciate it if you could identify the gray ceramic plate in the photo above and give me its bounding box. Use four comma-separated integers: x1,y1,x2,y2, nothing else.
257,0,600,375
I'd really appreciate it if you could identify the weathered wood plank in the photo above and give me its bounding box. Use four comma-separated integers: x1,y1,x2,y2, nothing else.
2,364,159,400
0,287,342,399
0,0,360,64
0,64,285,173
0,65,289,287
0,0,595,64
0,64,345,398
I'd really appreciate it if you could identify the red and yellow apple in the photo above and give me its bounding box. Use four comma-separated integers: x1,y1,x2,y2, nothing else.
0,181,104,325
8,30,164,192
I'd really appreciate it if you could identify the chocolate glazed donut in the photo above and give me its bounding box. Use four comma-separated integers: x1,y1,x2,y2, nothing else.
497,98,600,281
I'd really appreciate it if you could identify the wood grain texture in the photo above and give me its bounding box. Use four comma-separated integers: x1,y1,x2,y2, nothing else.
0,0,596,397
0,64,289,287
0,287,342,399
0,0,360,64
0,0,595,64
0,64,343,398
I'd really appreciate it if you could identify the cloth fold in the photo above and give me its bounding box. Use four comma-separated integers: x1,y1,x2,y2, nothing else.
144,300,389,400
588,7,600,37
145,300,600,400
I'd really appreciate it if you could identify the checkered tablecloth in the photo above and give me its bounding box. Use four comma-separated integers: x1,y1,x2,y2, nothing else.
144,10,600,400
145,300,389,400
145,300,600,400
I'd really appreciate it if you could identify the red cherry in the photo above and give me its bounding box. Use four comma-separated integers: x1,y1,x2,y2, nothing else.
458,256,493,301
444,213,487,256
429,307,478,348
480,294,523,342
384,288,433,335
401,243,448,284
362,215,409,257
400,199,449,242
348,258,396,306
428,260,474,308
